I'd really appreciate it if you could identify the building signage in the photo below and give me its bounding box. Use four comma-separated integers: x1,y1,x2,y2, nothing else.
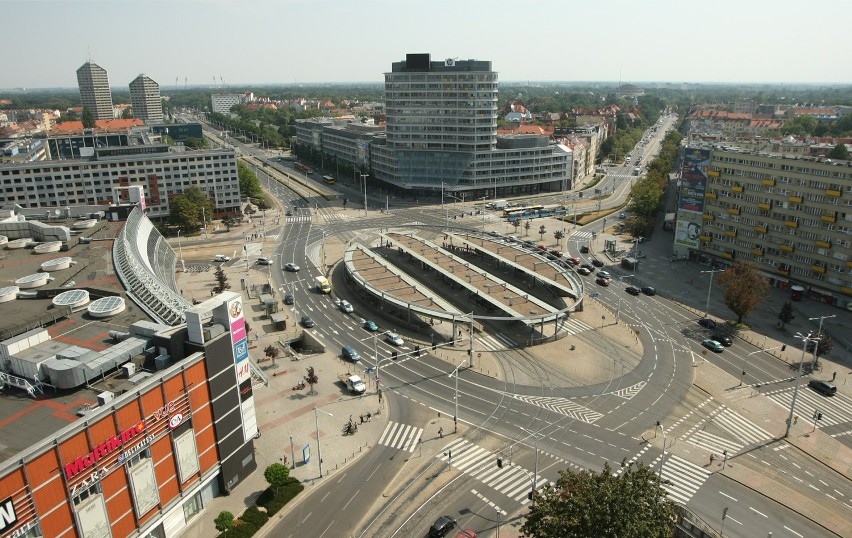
679,148,710,214
0,497,17,533
168,413,184,430
227,298,243,323
231,318,246,343
64,421,146,479
234,338,249,364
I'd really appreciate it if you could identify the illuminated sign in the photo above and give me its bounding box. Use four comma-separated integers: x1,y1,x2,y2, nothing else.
64,421,146,479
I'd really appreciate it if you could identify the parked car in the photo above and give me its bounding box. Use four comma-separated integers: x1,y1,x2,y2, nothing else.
702,339,725,353
548,249,562,257
213,254,231,262
339,300,354,314
454,531,477,538
429,516,458,538
283,293,294,305
641,286,656,296
284,262,300,272
596,277,611,286
580,245,590,253
285,209,293,216
807,379,837,396
363,320,379,332
341,345,361,363
698,318,717,329
580,263,595,272
255,257,273,265
711,333,733,346
564,255,580,265
300,315,315,328
625,285,641,295
577,267,591,275
591,259,605,267
384,331,404,346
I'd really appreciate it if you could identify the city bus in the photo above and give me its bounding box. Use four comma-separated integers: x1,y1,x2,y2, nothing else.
295,162,313,175
504,205,545,221
322,175,336,185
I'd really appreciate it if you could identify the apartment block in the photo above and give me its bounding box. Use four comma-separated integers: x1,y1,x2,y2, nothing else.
680,144,852,308
129,74,164,123
77,61,114,121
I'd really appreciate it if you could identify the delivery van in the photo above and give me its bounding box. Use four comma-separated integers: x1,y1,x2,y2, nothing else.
316,276,332,294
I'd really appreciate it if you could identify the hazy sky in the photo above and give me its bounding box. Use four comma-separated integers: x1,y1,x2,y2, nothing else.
5,0,851,89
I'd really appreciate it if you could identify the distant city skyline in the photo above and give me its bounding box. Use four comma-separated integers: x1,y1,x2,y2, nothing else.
3,0,851,90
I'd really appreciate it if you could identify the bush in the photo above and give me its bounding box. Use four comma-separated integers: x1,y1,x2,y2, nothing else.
240,506,269,528
223,521,258,538
256,478,304,516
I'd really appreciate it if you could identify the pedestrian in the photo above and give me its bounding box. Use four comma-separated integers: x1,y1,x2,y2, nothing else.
709,453,715,465
359,414,364,424
438,427,444,439
832,371,837,381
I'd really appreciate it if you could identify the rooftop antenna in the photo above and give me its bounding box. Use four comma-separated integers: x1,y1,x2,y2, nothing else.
184,77,187,90
87,45,92,62
175,76,179,89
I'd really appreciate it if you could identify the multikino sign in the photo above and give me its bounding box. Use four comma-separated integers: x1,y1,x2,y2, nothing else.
64,421,146,479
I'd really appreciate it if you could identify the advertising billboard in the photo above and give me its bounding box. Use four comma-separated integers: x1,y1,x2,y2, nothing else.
675,219,702,249
679,148,710,214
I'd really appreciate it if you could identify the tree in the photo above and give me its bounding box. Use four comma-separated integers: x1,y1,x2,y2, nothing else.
221,214,237,232
121,107,133,119
538,225,547,242
553,229,565,248
214,511,234,532
521,461,675,538
184,136,208,149
264,344,280,365
827,143,849,160
716,262,770,324
512,220,521,235
783,115,817,136
263,463,290,494
81,107,95,129
524,221,531,236
304,366,318,395
810,332,833,367
238,161,263,199
778,302,795,328
212,265,230,294
168,186,215,235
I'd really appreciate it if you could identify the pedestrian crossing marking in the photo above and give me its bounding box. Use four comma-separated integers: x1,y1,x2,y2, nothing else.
471,490,507,516
686,430,744,456
610,381,646,400
321,212,352,222
616,445,652,476
477,333,517,351
679,403,771,456
511,394,603,423
651,453,711,505
437,439,547,504
763,386,852,429
557,318,594,336
377,421,422,452
285,215,311,223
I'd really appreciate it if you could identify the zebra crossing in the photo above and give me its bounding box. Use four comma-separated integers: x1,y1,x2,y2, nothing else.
557,317,594,336
285,215,311,223
570,231,594,242
680,405,772,456
650,453,711,505
377,421,423,452
437,439,547,505
609,381,646,400
321,212,352,222
763,386,852,429
511,394,603,423
477,333,517,351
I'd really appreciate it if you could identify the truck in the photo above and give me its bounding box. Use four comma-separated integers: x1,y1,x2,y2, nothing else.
487,199,508,210
315,276,332,294
338,373,366,394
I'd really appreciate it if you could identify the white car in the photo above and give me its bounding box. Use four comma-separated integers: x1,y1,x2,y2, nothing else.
283,263,300,272
256,257,273,265
213,254,231,262
384,331,404,346
339,300,353,314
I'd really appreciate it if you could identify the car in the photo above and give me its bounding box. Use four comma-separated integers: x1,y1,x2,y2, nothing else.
537,245,548,251
363,320,378,332
284,262,300,272
522,240,536,247
596,270,611,279
564,255,580,265
489,231,502,237
619,212,627,219
580,263,594,272
300,316,315,328
577,267,591,275
711,333,733,346
255,257,273,265
429,515,458,538
641,286,656,296
625,285,641,295
283,293,294,305
702,339,725,353
341,345,361,362
454,531,477,538
591,259,605,267
213,254,231,262
384,331,404,346
548,249,562,257
596,277,611,286
580,245,590,253
698,318,717,329
807,379,837,396
339,299,354,313
285,209,293,216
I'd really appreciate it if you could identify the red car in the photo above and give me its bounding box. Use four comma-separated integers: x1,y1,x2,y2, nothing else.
564,255,580,265
596,277,611,286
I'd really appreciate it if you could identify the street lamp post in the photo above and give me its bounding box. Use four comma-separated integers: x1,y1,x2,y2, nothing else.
176,230,185,272
449,360,466,433
785,333,817,437
740,344,786,386
616,274,635,323
514,426,541,508
808,314,835,369
360,173,369,217
314,406,333,477
700,269,724,318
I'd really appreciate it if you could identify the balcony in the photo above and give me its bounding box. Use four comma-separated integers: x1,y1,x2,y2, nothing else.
762,179,775,186
815,240,831,249
751,248,764,256
703,213,714,221
784,220,798,228
826,189,841,197
820,214,836,223
777,269,790,276
758,203,771,210
724,230,737,237
699,235,712,242
755,226,767,233
728,208,741,215
842,287,852,295
709,170,720,177
788,195,803,203
721,252,734,259
811,265,826,273
706,192,717,199
732,185,744,193
780,244,795,252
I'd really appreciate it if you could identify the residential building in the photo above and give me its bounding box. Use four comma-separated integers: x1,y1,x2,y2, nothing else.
76,61,114,120
129,75,164,123
0,147,241,218
674,144,852,308
211,94,243,114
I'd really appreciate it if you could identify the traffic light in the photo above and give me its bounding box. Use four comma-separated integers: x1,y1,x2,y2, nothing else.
497,458,503,468
781,345,786,351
